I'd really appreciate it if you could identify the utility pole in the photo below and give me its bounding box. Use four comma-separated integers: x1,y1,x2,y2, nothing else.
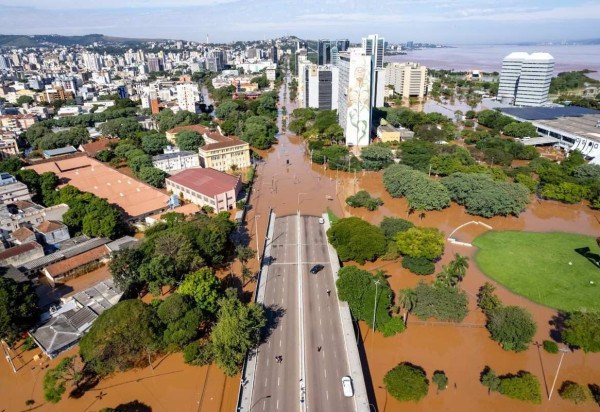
548,347,570,400
372,280,381,332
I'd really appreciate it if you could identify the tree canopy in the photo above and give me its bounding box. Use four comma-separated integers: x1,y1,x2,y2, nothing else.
327,217,387,264
396,227,445,260
177,267,222,315
487,306,537,352
0,277,39,345
562,311,600,352
384,362,429,402
210,289,266,376
176,130,205,151
383,164,451,211
412,281,469,322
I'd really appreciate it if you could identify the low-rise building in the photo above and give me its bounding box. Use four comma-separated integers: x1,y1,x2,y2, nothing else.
10,227,36,245
30,278,123,358
0,133,19,159
0,173,31,204
0,201,68,239
166,125,251,172
166,167,241,213
0,241,44,267
42,245,110,285
376,123,415,142
43,146,78,159
0,114,38,130
34,220,70,246
152,150,200,174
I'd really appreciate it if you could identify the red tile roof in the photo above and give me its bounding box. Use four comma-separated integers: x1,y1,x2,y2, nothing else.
167,168,240,198
11,227,35,242
167,124,231,143
80,138,118,156
35,220,66,234
44,245,109,278
0,242,42,260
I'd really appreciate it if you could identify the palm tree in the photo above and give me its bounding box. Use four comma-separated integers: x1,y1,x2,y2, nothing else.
398,288,417,324
448,253,469,285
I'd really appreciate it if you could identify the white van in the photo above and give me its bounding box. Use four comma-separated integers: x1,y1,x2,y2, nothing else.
341,376,354,397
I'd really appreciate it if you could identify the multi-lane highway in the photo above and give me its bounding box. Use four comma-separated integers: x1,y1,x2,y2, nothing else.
301,215,355,412
250,214,355,412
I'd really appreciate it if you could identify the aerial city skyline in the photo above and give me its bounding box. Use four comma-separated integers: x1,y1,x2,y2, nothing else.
1,0,599,44
0,2,599,411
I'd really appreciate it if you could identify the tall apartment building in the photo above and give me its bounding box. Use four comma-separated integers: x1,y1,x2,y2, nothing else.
176,83,200,113
337,49,373,147
498,52,554,106
385,62,428,98
298,63,339,111
81,52,101,71
318,39,350,66
362,34,384,69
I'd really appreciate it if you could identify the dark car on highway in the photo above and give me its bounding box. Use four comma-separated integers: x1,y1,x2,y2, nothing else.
310,264,324,274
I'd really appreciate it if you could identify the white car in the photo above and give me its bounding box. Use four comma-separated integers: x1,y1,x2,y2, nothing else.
318,218,325,224
341,376,354,397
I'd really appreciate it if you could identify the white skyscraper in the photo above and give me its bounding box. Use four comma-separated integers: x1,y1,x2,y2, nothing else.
176,83,200,113
300,64,339,111
337,49,373,147
361,34,385,69
498,52,554,106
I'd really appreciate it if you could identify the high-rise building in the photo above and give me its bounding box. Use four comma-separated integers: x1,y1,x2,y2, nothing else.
337,49,373,147
318,40,332,65
295,48,308,76
362,34,384,69
271,45,278,64
385,62,428,98
81,52,101,71
176,83,200,113
331,39,350,66
299,63,339,111
498,52,554,106
147,57,162,73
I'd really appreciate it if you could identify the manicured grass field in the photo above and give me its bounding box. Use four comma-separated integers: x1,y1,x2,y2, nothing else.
473,231,600,312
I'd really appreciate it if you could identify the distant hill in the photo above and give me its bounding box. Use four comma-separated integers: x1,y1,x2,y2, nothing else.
0,33,167,48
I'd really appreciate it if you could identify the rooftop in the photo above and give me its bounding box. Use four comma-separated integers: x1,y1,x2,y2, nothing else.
44,245,110,278
500,106,600,121
11,226,35,242
0,241,42,261
153,150,197,162
26,157,169,219
35,220,66,234
43,146,78,157
80,138,118,156
167,167,240,197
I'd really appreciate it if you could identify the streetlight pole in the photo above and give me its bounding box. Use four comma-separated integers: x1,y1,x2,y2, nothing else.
548,347,570,400
254,214,261,261
372,279,381,333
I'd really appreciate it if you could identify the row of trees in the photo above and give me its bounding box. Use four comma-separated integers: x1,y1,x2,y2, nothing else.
480,367,542,403
289,108,344,143
345,190,383,211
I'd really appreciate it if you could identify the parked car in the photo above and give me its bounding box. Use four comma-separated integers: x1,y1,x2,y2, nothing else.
310,264,324,274
341,376,354,397
318,217,325,224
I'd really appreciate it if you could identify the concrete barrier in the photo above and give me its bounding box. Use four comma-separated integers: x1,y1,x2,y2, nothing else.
236,209,275,412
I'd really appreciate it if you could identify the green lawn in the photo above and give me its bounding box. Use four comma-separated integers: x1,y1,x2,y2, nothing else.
473,231,600,312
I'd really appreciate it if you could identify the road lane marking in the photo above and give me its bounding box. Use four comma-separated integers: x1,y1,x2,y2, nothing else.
265,378,268,387
324,368,327,378
279,339,282,347
277,399,279,410
319,319,322,326
278,377,280,386
326,390,329,400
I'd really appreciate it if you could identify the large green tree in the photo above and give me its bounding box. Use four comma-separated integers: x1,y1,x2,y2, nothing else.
487,306,537,352
210,289,266,376
412,281,469,322
0,277,39,345
383,164,451,210
327,217,387,264
396,227,445,260
384,362,429,402
562,311,600,352
360,145,394,171
43,356,83,404
79,300,160,376
176,130,205,151
177,267,221,315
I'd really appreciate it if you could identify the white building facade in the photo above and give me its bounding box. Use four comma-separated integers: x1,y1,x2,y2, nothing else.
498,52,554,106
176,82,200,113
384,62,428,98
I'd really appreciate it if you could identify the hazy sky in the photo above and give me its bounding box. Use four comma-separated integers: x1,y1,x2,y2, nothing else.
1,0,599,44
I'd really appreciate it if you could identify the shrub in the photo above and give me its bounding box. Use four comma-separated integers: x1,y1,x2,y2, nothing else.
402,256,435,275
432,371,448,392
559,381,591,404
345,190,384,211
379,316,406,337
499,372,542,403
384,362,429,402
543,340,559,354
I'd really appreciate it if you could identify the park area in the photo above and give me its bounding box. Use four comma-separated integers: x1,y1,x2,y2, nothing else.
473,231,600,312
